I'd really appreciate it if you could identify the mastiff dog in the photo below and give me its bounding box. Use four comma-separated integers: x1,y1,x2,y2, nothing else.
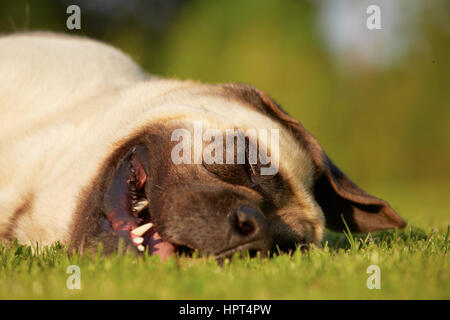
0,33,406,258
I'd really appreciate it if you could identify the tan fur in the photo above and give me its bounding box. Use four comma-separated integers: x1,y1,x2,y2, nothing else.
0,32,324,246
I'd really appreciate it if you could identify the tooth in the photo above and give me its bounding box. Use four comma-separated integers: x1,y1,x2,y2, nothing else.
133,199,149,213
131,223,153,236
137,245,145,252
133,237,144,244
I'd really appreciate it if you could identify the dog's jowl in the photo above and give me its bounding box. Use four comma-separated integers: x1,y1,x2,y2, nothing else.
0,33,406,258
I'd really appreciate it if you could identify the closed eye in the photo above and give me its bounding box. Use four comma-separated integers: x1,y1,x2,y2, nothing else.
245,161,259,187
203,162,252,186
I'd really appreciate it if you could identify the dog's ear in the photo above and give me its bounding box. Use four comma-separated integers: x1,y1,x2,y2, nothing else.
222,83,406,233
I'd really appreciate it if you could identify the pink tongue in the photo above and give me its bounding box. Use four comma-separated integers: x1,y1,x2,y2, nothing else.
145,228,175,259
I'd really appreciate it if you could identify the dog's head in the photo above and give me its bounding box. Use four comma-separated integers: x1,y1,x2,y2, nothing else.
73,83,406,258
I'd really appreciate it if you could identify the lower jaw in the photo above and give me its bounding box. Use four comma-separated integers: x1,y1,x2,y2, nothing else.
141,226,176,259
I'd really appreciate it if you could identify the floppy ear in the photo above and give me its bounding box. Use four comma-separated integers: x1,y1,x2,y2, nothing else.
222,83,406,233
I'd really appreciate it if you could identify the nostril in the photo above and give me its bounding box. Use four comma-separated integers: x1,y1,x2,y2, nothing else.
231,206,264,238
224,206,272,259
235,217,255,236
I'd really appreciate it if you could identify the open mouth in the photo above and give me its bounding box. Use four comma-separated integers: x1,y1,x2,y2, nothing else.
105,146,194,259
105,146,271,260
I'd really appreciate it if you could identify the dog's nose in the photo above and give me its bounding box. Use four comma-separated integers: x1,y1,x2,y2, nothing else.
228,206,272,256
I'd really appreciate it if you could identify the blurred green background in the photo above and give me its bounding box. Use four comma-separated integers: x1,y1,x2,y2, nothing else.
1,0,449,229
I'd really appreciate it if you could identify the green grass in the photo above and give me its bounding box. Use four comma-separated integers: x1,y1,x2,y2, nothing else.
0,0,448,301
1,226,448,299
